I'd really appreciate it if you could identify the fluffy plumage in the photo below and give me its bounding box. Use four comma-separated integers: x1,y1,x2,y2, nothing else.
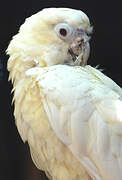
7,7,122,180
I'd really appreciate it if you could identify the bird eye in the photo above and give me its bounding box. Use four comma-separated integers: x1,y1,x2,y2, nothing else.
59,28,67,36
54,23,73,40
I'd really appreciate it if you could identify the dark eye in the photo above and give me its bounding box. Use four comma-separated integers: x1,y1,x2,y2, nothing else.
59,28,67,36
54,23,73,40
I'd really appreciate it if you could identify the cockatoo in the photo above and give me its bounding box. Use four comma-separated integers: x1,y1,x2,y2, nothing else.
7,7,122,180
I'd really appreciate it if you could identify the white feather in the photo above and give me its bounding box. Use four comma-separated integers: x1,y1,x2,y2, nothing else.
26,64,122,180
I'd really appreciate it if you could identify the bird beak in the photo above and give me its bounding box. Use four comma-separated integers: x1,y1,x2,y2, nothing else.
68,30,90,66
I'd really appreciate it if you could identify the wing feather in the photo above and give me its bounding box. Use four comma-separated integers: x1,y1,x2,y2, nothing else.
25,65,122,180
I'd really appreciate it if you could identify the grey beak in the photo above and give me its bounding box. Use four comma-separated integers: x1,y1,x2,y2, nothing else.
67,30,90,66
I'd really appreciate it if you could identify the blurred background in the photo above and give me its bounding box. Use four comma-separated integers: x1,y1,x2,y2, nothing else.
1,0,122,179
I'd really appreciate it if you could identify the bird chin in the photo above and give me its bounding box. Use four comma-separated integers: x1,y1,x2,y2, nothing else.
74,52,86,66
66,50,88,66
67,41,89,66
64,53,85,66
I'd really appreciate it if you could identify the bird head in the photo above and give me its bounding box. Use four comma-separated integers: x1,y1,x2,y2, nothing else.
7,8,92,83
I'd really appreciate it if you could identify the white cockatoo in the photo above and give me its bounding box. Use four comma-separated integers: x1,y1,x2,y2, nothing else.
7,7,122,180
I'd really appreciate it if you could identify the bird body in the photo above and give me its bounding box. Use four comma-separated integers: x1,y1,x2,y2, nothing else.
7,7,122,180
13,64,122,180
13,65,93,180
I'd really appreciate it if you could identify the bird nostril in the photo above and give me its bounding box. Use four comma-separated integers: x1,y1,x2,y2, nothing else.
76,38,85,47
78,39,84,47
81,39,85,43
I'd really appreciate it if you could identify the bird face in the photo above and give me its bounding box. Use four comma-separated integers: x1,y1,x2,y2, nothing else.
7,8,92,82
54,22,92,66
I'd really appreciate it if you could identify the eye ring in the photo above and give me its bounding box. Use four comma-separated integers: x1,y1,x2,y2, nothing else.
54,23,73,40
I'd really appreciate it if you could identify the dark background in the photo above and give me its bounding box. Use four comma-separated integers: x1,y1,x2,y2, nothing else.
1,0,122,180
